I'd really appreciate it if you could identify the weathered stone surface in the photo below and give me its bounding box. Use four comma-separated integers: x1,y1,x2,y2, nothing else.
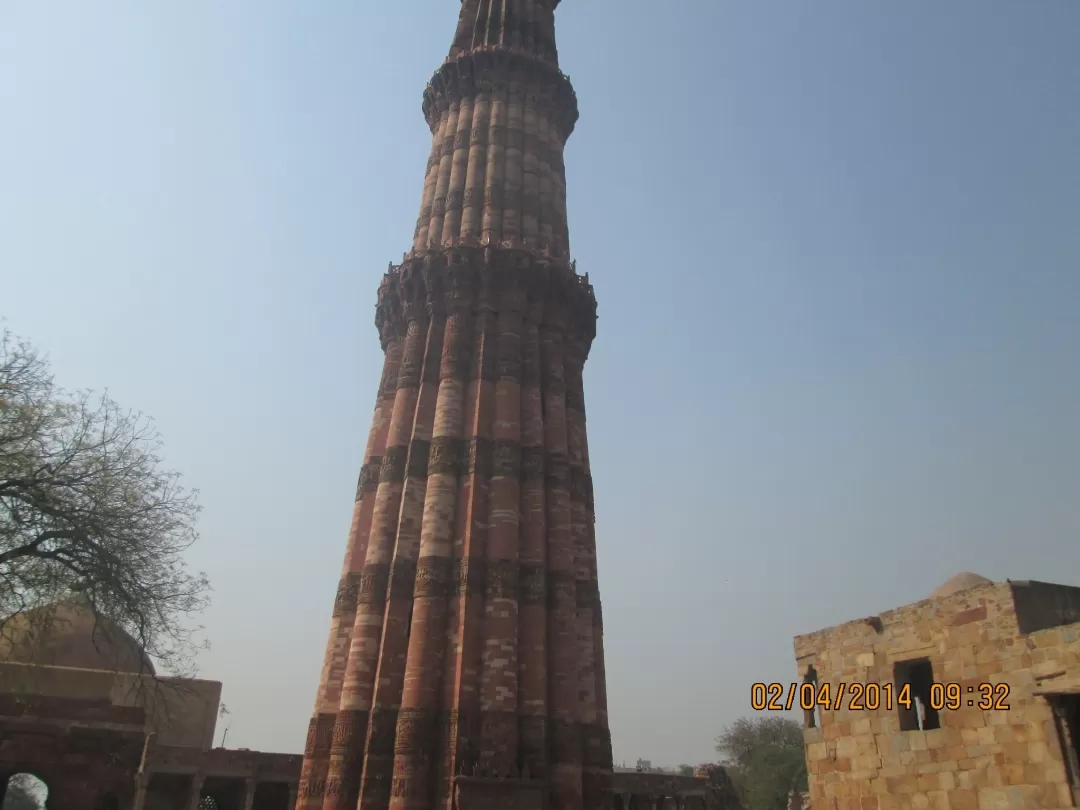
793,575,1080,810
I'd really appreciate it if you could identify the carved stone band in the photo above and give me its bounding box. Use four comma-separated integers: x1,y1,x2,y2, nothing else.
375,247,596,353
344,556,595,611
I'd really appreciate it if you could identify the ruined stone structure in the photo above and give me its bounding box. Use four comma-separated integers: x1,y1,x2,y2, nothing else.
610,767,742,810
794,573,1080,810
298,2,611,809
0,600,300,809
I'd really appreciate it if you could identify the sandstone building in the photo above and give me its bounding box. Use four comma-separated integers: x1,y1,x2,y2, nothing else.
297,2,612,809
0,599,300,809
794,573,1080,810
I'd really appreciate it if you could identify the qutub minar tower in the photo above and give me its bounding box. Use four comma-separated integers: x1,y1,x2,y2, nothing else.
297,2,612,809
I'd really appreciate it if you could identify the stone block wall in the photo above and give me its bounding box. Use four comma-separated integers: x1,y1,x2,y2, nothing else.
0,661,221,749
793,580,1080,810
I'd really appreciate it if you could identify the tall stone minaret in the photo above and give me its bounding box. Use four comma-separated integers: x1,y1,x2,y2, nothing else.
297,1,610,808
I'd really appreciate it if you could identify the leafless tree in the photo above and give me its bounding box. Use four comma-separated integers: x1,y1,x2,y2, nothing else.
2,773,46,810
0,328,210,678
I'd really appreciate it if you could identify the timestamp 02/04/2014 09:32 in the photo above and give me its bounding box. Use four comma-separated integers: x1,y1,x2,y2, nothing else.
750,681,1011,713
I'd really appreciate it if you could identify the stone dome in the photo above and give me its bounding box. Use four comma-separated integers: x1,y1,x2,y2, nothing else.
0,599,155,675
930,572,994,599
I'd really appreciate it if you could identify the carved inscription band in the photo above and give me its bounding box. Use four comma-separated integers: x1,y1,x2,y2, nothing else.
301,711,609,799
357,436,591,502
334,557,600,615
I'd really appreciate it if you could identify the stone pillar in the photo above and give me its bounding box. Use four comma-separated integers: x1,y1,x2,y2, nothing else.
131,776,149,810
185,775,204,810
288,782,299,810
242,779,257,810
132,731,156,810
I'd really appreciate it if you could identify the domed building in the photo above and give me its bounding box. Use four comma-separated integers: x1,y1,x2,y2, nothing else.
928,571,994,600
793,574,1080,810
0,600,300,810
0,598,156,675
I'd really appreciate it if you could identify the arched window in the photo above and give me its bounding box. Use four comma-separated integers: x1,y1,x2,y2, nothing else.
3,773,48,810
197,797,220,810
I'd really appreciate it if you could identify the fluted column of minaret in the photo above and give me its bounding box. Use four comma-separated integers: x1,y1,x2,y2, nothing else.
337,272,445,810
534,111,557,271
424,100,461,255
298,337,403,808
413,113,447,251
500,80,524,245
479,82,507,247
459,84,490,242
416,0,578,259
439,96,474,246
320,302,428,810
518,286,549,781
416,101,572,257
475,271,527,777
301,1,608,807
542,303,584,810
566,337,612,809
437,279,497,802
450,0,560,64
386,274,474,810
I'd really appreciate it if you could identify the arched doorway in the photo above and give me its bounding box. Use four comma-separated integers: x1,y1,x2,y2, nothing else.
2,773,48,810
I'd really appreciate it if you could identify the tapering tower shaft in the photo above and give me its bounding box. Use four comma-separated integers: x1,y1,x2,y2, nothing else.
297,2,611,809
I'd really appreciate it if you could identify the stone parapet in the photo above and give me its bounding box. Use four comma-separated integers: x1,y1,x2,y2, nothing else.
375,248,596,356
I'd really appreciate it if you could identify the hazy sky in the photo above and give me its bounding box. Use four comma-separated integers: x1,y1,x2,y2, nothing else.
2,1,1079,768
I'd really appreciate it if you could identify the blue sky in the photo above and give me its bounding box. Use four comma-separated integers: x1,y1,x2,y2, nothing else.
2,1,1078,767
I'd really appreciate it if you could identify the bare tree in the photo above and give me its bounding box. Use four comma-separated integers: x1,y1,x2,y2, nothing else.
2,774,46,810
0,329,210,677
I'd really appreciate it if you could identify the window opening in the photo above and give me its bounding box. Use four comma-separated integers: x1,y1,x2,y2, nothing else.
894,658,940,731
803,665,822,729
1050,694,1080,807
